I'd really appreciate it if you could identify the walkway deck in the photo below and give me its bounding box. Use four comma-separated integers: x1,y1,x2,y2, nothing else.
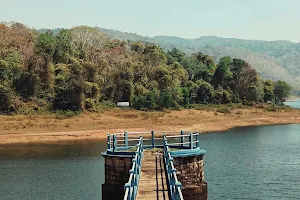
136,153,169,200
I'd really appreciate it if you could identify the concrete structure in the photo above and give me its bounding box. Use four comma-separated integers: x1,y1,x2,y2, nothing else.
101,131,207,200
173,155,207,200
102,155,132,200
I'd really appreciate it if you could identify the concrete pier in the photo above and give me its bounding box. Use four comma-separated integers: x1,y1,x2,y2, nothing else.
101,131,207,200
102,155,132,200
173,155,207,200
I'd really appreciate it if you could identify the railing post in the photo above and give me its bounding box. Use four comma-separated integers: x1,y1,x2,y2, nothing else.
140,136,143,157
151,130,155,148
107,134,111,150
124,131,128,148
129,169,135,200
175,181,182,200
196,131,200,148
189,133,193,149
163,134,167,149
180,130,184,147
124,183,130,200
113,135,117,152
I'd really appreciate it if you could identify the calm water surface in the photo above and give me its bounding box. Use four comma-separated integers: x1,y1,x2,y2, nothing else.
1,124,300,200
284,99,300,109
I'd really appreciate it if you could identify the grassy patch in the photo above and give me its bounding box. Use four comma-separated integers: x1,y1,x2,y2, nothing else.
265,103,293,112
216,107,231,114
55,110,80,119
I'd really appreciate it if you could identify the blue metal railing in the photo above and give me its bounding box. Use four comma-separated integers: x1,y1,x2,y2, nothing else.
123,136,143,200
106,131,201,153
163,135,184,200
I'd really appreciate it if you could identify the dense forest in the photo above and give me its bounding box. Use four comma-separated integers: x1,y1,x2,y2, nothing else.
99,28,300,92
0,22,291,114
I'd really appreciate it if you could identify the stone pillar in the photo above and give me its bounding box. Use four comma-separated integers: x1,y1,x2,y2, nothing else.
102,155,133,200
173,155,208,200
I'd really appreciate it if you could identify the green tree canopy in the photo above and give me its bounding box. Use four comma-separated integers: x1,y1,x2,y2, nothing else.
274,80,291,104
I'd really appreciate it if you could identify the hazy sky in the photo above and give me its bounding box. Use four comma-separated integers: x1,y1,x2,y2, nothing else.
1,0,300,41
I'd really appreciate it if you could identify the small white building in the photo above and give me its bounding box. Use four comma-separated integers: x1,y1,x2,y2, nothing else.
117,102,130,107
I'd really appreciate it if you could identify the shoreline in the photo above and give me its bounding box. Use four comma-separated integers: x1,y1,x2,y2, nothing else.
1,108,300,145
286,96,300,101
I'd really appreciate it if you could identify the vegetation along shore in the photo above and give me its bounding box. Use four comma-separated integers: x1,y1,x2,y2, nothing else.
0,22,297,144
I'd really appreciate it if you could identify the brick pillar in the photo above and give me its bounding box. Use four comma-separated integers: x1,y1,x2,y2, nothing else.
173,155,208,200
102,155,133,200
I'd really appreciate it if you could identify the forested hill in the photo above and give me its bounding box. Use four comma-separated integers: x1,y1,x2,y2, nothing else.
0,22,292,114
99,28,300,91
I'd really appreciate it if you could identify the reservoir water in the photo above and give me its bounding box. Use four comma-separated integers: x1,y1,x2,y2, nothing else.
284,99,300,109
1,124,300,200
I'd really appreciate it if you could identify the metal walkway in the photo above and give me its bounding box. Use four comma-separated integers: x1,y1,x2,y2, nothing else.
104,131,206,200
136,153,169,200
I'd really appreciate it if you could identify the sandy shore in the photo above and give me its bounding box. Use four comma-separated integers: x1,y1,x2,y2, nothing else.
1,107,300,144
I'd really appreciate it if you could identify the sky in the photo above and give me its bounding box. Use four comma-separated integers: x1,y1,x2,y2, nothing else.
1,0,300,42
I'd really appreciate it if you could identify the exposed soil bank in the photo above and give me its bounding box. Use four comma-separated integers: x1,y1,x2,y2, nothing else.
1,108,300,144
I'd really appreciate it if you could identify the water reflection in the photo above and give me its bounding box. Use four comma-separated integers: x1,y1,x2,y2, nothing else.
0,140,106,159
0,141,107,200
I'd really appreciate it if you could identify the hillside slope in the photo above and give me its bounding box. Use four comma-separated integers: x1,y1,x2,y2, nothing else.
99,28,300,90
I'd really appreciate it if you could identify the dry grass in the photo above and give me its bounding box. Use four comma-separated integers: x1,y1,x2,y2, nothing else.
0,107,300,144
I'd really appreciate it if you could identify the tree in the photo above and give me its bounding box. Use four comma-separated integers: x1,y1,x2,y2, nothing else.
190,80,214,104
212,56,232,88
153,65,173,91
0,85,14,113
53,63,84,111
235,65,263,103
53,29,73,64
274,80,291,104
130,42,145,54
13,71,37,98
160,91,173,108
167,48,185,65
181,87,190,106
263,80,275,102
70,26,108,61
35,32,56,91
35,32,56,60
228,59,247,91
143,44,166,66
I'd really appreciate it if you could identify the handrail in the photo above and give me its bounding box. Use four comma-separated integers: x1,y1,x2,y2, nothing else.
163,135,184,200
123,136,143,200
106,131,200,153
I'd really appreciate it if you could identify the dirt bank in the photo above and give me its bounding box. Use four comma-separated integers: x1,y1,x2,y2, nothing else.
1,108,300,144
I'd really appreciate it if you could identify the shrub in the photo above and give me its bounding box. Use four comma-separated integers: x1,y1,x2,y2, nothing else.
55,110,80,119
132,95,146,110
266,104,277,112
13,72,37,98
98,100,115,108
84,82,100,100
145,91,158,110
191,80,214,104
53,73,84,111
84,98,96,112
0,85,15,114
212,91,223,104
216,107,231,114
159,91,172,109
